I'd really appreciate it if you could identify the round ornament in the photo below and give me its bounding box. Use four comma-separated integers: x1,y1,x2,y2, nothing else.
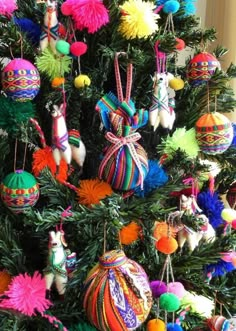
1,170,39,214
83,250,152,331
169,77,185,91
196,112,233,155
227,182,236,209
147,318,166,331
187,52,221,86
221,208,236,223
74,74,91,88
207,315,231,331
55,40,70,55
2,59,40,102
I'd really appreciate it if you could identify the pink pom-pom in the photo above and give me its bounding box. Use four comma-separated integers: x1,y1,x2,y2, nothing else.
70,42,88,56
0,0,17,17
71,0,109,33
167,282,186,299
61,1,73,16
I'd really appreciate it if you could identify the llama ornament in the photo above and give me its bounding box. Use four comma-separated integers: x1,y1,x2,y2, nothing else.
51,103,72,174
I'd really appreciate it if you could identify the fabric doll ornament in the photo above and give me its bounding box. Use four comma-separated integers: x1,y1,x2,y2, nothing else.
96,53,149,191
83,249,152,331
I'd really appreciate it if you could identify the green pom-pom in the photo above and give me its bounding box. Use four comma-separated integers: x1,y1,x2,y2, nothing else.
161,127,199,160
0,96,35,136
36,47,72,80
69,322,98,331
159,293,180,312
56,40,70,55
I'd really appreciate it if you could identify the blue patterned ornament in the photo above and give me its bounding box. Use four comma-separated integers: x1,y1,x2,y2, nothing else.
2,58,40,102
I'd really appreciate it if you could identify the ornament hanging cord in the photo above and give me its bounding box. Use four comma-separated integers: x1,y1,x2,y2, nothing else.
13,137,28,172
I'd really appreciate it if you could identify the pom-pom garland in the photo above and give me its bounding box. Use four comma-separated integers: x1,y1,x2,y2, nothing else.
118,0,159,40
159,292,180,312
119,221,141,245
163,0,180,14
150,280,167,298
156,236,178,254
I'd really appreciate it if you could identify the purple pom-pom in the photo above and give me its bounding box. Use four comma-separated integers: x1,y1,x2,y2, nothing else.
150,280,167,298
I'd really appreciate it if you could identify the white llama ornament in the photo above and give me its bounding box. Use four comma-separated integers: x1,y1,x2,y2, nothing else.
68,129,86,175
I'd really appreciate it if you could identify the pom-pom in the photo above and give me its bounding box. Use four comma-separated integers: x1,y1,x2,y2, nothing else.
66,0,109,33
70,42,87,56
118,0,159,39
60,1,73,16
76,178,113,207
167,282,186,298
184,2,196,15
0,270,12,294
0,271,51,316
205,260,235,278
232,220,236,229
0,0,17,17
169,77,185,90
36,47,72,80
0,96,35,136
147,318,166,331
153,222,177,241
74,74,91,88
181,291,214,318
156,236,178,254
14,17,41,44
56,40,71,55
167,323,184,331
159,293,180,312
119,221,141,245
134,160,168,197
160,127,200,160
221,208,236,223
51,77,65,88
150,280,167,298
175,38,185,50
163,0,180,14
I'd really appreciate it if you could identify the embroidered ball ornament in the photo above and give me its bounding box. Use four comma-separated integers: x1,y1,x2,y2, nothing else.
207,315,231,331
2,59,40,102
187,52,221,86
196,112,233,155
83,250,152,331
1,170,39,214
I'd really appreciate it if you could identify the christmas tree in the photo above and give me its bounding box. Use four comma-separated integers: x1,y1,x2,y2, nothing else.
0,0,235,330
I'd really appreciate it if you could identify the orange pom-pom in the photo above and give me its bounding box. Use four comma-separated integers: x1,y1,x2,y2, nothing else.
0,270,12,294
153,222,177,241
51,77,65,88
32,146,68,183
77,178,113,207
119,221,141,245
156,236,178,254
147,318,166,331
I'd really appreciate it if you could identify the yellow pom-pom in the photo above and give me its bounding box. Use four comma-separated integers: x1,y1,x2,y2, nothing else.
169,77,185,91
147,318,166,331
118,0,159,40
221,208,236,223
74,74,91,88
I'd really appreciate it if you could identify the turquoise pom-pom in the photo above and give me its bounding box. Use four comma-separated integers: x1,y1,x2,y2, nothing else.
163,0,180,13
184,2,196,15
167,323,183,331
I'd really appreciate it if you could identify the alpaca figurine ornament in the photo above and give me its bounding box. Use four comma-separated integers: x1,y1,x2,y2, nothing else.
68,129,86,175
40,0,59,54
51,103,72,174
44,231,68,298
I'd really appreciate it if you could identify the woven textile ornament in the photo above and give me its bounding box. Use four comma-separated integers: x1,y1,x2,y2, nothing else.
0,170,39,214
83,249,152,331
187,52,221,86
2,59,40,102
196,112,233,155
207,315,232,331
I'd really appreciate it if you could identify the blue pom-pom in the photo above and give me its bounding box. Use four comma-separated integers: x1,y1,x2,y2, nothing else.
197,190,225,228
134,160,168,197
184,2,196,15
156,0,169,5
167,323,183,331
14,17,41,45
231,123,236,146
163,0,180,14
205,260,235,277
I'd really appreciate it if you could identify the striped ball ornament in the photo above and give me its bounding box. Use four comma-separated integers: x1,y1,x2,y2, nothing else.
196,112,233,155
1,170,39,214
83,250,152,331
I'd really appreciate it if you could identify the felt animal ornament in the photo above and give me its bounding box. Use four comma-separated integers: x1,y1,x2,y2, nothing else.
149,44,176,131
44,230,68,298
51,103,72,175
40,0,59,54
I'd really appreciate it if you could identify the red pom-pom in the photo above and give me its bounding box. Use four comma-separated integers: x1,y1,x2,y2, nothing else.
70,42,88,56
175,38,185,51
61,2,72,16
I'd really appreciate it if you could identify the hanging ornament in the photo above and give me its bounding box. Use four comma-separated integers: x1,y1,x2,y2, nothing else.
187,52,221,86
163,0,180,14
207,315,232,331
147,318,166,331
1,170,39,214
83,250,152,331
55,40,71,55
68,129,86,170
2,59,40,102
74,74,91,88
196,112,233,155
150,280,167,298
118,0,159,40
70,42,87,57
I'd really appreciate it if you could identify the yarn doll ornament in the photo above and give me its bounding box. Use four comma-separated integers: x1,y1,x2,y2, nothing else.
96,52,149,191
40,0,59,54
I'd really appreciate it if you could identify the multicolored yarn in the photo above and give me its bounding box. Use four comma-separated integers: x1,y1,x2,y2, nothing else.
68,129,81,148
1,170,39,214
2,58,40,102
187,52,221,86
83,250,152,331
196,112,233,155
41,311,68,331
